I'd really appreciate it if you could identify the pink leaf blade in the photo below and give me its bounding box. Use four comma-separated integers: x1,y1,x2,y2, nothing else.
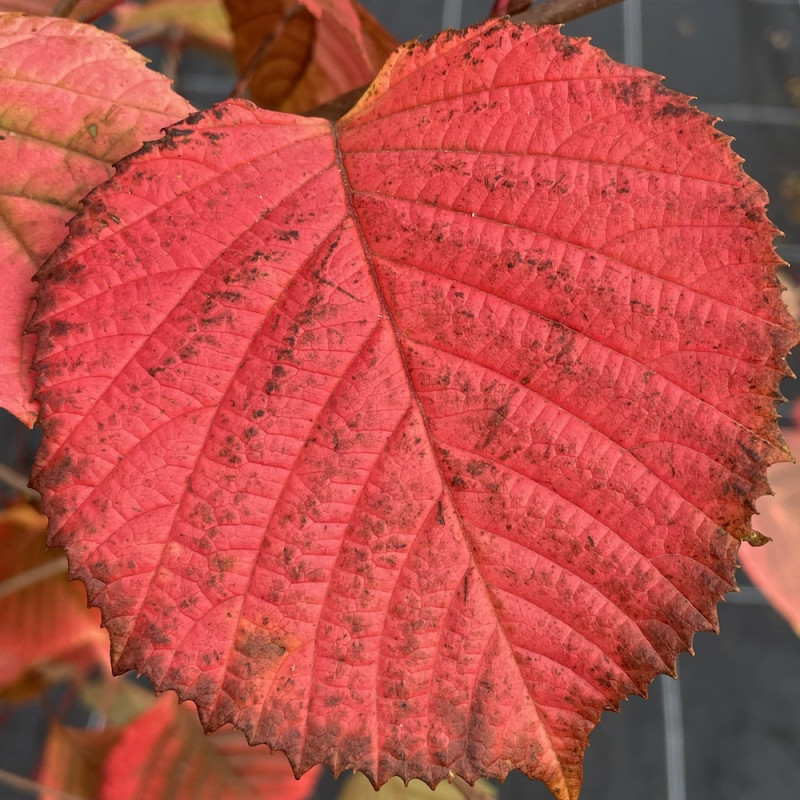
0,12,193,426
740,426,800,635
32,20,799,800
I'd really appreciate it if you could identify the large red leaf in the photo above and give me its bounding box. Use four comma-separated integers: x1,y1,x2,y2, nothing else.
31,20,797,798
0,12,192,426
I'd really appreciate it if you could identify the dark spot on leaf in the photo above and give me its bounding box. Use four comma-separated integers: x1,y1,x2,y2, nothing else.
556,40,581,58
217,290,243,303
239,632,286,662
160,127,195,150
658,102,692,117
50,319,85,337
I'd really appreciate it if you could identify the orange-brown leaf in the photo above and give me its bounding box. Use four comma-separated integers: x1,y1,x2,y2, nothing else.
38,723,121,800
0,502,108,692
224,0,397,112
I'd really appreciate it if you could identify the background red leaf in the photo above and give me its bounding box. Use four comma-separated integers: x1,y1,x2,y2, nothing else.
223,0,396,112
740,425,800,635
31,20,797,799
38,692,321,800
103,697,320,800
0,12,193,426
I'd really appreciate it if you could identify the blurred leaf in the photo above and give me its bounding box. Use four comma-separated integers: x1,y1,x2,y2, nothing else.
0,502,108,697
39,693,322,799
338,773,498,800
104,696,322,799
38,723,121,800
0,1,115,18
740,425,800,635
112,0,234,53
80,674,156,726
223,0,396,112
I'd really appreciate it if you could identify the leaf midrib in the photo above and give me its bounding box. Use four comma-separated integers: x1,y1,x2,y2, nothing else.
331,119,572,794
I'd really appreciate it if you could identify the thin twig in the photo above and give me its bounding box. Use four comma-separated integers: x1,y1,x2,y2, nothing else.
81,0,127,24
230,3,301,99
0,555,68,600
0,463,39,501
119,24,172,50
52,0,82,18
510,0,625,25
160,28,185,88
0,768,87,800
491,1,532,15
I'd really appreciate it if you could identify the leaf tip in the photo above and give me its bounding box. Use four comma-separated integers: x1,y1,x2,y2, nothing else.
743,529,772,547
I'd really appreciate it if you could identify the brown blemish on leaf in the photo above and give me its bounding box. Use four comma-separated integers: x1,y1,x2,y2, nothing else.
658,102,693,117
49,319,87,338
212,554,235,572
238,631,286,662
